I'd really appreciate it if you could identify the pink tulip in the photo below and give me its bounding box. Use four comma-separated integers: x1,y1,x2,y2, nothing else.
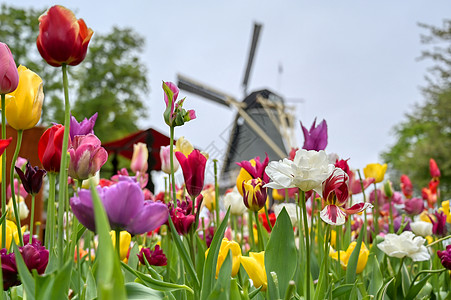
175,149,207,198
68,134,108,181
429,158,441,178
0,42,19,94
400,174,413,199
130,142,148,174
160,145,179,174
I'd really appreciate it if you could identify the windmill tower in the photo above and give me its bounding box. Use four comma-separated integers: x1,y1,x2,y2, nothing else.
177,23,296,187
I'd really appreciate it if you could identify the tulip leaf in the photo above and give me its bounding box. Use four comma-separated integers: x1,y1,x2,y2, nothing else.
125,243,140,283
12,243,35,299
85,267,97,300
34,259,73,300
376,277,394,300
207,250,232,300
200,208,231,300
332,282,356,298
345,218,366,284
125,282,164,299
90,184,127,300
265,207,297,300
248,286,262,299
230,279,243,300
367,254,383,297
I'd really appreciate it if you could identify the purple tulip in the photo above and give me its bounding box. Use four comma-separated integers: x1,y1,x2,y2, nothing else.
404,197,424,215
69,112,98,140
68,134,108,181
300,118,328,151
429,211,447,237
137,245,167,266
437,245,451,270
15,162,46,195
0,42,19,94
70,179,168,235
236,154,270,184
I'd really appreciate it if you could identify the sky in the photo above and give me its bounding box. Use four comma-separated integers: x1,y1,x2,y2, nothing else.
8,1,451,190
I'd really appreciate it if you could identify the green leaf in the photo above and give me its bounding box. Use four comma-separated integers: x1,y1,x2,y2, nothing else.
377,278,395,300
125,282,164,300
90,184,127,300
401,263,411,297
332,283,356,298
13,243,35,299
34,259,73,300
230,279,243,300
264,208,297,299
125,243,140,283
200,208,231,300
248,286,262,299
345,219,366,284
207,250,232,300
85,267,97,300
367,254,383,297
122,262,193,294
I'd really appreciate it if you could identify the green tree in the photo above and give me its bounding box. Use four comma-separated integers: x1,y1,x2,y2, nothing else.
382,19,451,198
0,5,148,142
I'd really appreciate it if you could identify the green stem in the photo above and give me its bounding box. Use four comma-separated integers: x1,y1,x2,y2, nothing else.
372,182,380,235
427,234,451,247
213,159,220,230
57,63,71,267
299,189,310,300
248,210,255,250
45,172,56,250
254,211,264,251
336,225,341,275
264,204,272,231
9,129,23,246
357,169,368,245
29,195,36,244
115,229,120,259
388,196,394,233
1,94,6,249
169,126,177,208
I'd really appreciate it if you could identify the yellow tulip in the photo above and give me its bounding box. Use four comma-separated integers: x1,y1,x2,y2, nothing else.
272,189,285,201
440,200,451,223
205,238,242,278
5,65,43,130
241,251,267,291
110,231,131,261
201,185,216,212
363,163,387,183
0,220,21,250
236,159,257,196
175,136,194,156
330,242,369,274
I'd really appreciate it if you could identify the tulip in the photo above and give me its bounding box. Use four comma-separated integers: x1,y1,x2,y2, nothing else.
162,82,196,127
138,245,167,266
259,212,276,232
175,136,194,156
273,203,298,227
335,158,351,177
175,149,207,198
330,242,369,274
377,231,430,261
404,197,424,215
168,199,195,235
236,155,270,196
265,149,334,193
437,245,451,270
0,220,21,250
160,145,178,174
130,142,148,174
15,162,46,195
363,163,387,183
240,251,267,291
0,43,19,94
300,118,328,151
428,211,447,237
205,238,242,278
68,134,108,181
110,230,131,261
7,196,29,221
429,158,440,178
410,220,433,237
70,179,168,235
201,185,215,211
223,187,247,216
38,124,68,172
242,178,267,212
320,167,372,226
70,112,98,140
400,174,413,199
36,5,93,67
4,66,43,130
349,171,375,195
441,200,451,223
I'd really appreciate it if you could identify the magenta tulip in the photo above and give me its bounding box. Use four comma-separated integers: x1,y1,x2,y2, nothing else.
70,112,98,140
0,42,19,94
175,149,207,198
300,118,328,151
137,245,167,266
437,245,451,270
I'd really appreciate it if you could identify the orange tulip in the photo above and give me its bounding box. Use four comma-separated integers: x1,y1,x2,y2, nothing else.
37,5,93,67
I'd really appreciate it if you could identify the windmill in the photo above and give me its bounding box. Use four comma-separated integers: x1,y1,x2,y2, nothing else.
177,22,297,187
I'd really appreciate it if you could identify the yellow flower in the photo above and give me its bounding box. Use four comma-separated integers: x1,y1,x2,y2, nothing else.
205,238,242,278
419,211,432,223
110,231,131,261
272,189,285,201
363,163,387,183
236,159,257,196
201,185,216,212
5,65,43,130
0,220,21,250
175,136,194,156
330,242,369,274
440,200,451,223
240,251,267,291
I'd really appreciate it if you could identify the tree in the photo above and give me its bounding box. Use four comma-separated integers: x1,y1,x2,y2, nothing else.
0,5,148,142
382,19,451,198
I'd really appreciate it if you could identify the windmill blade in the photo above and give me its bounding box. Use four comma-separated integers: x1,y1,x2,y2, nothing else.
242,22,263,95
177,73,236,107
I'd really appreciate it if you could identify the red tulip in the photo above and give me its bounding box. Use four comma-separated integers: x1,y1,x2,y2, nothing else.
175,149,207,198
38,124,69,172
400,174,413,199
36,5,93,67
0,43,19,94
429,158,441,178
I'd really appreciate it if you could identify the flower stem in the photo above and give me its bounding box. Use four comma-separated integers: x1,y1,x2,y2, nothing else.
427,234,451,247
213,159,220,229
372,182,380,235
264,204,272,231
254,211,264,251
45,172,56,250
57,63,71,267
248,210,255,250
9,129,23,246
299,189,310,300
388,196,394,233
29,194,36,244
1,94,6,249
169,126,177,208
115,229,121,259
357,170,368,245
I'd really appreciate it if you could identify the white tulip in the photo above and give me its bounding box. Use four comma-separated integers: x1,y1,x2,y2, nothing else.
377,231,430,261
223,187,247,216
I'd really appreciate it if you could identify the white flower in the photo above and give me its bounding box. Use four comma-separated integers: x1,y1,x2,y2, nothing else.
377,231,430,261
265,149,334,193
223,187,247,215
410,221,433,237
7,196,29,221
273,203,298,226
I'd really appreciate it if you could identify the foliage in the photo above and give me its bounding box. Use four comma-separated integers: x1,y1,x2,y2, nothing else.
382,19,451,198
0,4,148,142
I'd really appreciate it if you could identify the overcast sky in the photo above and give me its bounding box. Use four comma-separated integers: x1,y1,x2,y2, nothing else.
10,1,451,190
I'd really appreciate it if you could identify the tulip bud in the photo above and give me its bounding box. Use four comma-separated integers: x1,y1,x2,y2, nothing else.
383,180,393,198
242,178,267,212
0,43,19,94
38,124,68,173
429,158,441,178
363,163,387,183
131,142,148,174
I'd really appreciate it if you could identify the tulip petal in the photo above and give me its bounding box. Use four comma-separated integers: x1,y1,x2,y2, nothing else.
343,202,373,215
320,205,346,226
126,201,168,235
